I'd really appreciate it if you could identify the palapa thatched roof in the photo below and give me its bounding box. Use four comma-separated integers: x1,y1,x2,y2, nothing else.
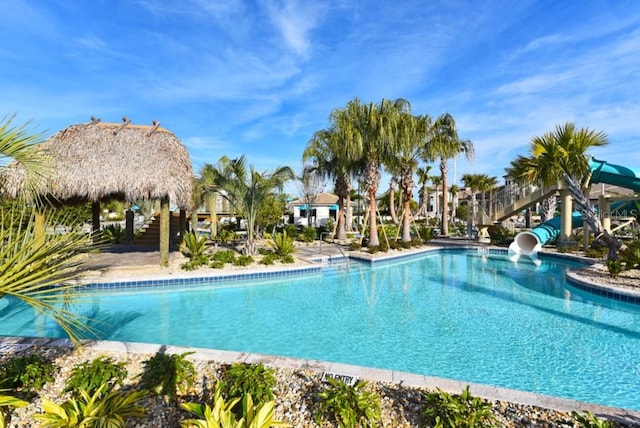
1,118,193,209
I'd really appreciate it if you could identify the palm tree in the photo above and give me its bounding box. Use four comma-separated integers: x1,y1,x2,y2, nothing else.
507,123,616,255
448,183,460,226
415,165,434,222
431,175,442,227
461,173,484,234
476,174,499,222
0,115,96,342
386,111,432,242
422,113,474,237
346,97,410,247
200,156,294,255
303,108,360,240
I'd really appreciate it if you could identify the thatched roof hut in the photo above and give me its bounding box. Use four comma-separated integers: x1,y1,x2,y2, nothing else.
1,118,193,208
1,117,194,266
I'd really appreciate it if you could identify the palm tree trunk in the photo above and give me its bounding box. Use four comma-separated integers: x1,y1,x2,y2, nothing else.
389,178,400,225
440,159,449,236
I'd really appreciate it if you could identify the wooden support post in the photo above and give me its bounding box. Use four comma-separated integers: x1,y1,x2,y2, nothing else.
159,197,170,267
207,193,218,238
125,209,134,243
179,209,187,245
92,201,101,242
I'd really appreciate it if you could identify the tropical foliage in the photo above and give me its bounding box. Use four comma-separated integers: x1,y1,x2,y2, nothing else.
200,156,294,255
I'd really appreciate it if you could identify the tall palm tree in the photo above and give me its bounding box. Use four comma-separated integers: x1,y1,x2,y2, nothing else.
461,173,484,233
476,174,499,222
422,113,474,237
303,108,360,240
386,111,432,242
200,156,294,255
0,115,96,342
415,165,434,222
449,183,460,226
348,97,410,247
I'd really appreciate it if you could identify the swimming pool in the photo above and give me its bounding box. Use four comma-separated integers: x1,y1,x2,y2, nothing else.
2,248,639,410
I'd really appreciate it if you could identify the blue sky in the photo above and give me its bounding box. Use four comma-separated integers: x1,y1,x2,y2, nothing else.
2,0,639,196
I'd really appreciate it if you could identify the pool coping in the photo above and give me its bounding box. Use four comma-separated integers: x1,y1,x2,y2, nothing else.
1,335,639,425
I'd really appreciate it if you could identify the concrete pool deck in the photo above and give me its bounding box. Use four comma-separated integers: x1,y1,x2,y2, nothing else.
8,240,640,425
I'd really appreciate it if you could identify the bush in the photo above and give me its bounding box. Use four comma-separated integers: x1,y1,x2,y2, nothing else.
585,245,607,259
281,254,295,264
607,260,623,278
182,231,207,260
138,352,196,402
315,378,381,428
422,386,497,428
233,255,254,266
270,231,295,258
259,253,278,265
349,241,362,251
64,356,128,397
219,363,277,416
102,224,126,244
284,224,299,240
211,249,236,264
301,226,316,243
619,240,640,270
487,225,513,245
0,354,56,393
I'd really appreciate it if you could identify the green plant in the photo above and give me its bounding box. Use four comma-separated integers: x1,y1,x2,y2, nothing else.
619,240,640,270
183,231,208,260
571,410,613,428
0,354,56,392
487,225,513,245
36,383,147,428
102,224,127,244
214,228,235,244
181,383,291,428
283,224,299,240
585,245,607,259
219,363,277,409
259,253,278,265
606,259,623,278
315,378,381,428
349,241,362,251
422,386,497,428
269,231,295,258
138,352,196,402
301,226,316,243
211,250,237,264
64,356,128,398
420,226,438,242
281,254,295,264
0,391,29,428
233,255,254,266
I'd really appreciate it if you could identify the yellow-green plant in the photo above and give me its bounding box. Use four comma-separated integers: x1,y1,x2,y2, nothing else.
181,384,291,428
35,382,147,428
0,391,29,428
571,410,613,428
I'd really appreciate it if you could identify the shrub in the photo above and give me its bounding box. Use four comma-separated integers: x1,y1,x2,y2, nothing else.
619,240,640,270
0,392,28,427
422,386,496,428
270,231,295,258
259,253,278,265
214,228,235,244
585,245,607,259
487,225,513,245
181,256,209,271
181,383,291,428
0,354,56,393
315,378,381,428
233,255,254,266
219,363,277,410
102,224,126,244
36,383,147,427
571,410,613,428
349,241,362,251
284,224,299,240
281,254,295,264
182,231,207,260
607,260,623,278
211,249,236,264
301,226,316,243
138,352,196,402
64,356,128,398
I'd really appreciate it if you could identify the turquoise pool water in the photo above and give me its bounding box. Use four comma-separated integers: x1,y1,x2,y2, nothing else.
2,249,639,410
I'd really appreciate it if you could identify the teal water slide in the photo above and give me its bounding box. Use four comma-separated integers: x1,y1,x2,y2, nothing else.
509,158,640,255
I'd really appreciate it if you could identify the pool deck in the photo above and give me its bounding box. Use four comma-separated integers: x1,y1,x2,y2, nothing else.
7,239,640,425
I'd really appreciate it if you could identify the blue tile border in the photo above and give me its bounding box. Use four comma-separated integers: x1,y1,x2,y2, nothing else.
82,265,323,291
566,273,640,305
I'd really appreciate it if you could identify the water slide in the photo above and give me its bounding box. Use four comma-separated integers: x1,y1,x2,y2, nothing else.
509,158,640,256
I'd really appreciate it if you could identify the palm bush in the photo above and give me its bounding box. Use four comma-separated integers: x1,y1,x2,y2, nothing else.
269,231,295,258
218,363,277,410
102,224,126,244
314,378,381,428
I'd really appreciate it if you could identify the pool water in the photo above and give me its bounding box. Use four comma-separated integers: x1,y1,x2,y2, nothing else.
2,249,639,410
